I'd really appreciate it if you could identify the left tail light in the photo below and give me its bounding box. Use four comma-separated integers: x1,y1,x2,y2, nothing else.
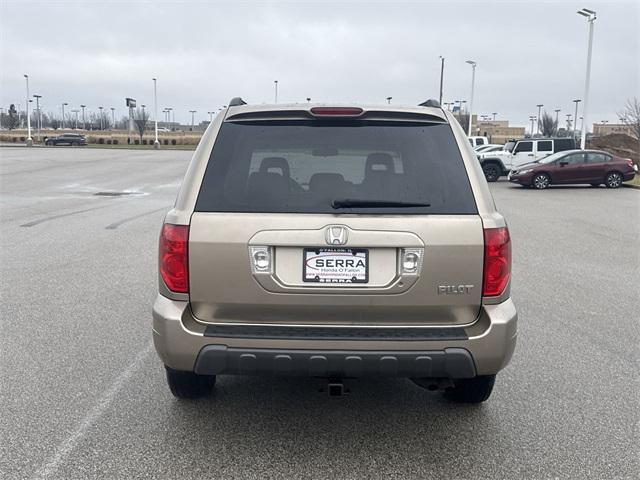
159,224,189,293
483,227,511,297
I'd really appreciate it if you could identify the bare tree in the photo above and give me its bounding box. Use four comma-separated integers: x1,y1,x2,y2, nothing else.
134,107,150,142
6,104,19,130
618,97,640,140
539,111,557,137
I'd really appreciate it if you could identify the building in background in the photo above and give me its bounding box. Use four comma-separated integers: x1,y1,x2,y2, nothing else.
592,123,634,137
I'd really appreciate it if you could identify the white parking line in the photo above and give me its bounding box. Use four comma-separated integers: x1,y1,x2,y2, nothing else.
32,342,154,479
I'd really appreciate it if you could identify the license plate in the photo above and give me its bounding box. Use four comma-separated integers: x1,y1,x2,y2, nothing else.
303,248,369,283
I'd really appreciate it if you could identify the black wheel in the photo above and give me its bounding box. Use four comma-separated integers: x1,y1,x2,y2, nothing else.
532,173,550,189
590,183,600,187
482,163,500,182
444,375,496,404
165,366,216,399
605,172,623,188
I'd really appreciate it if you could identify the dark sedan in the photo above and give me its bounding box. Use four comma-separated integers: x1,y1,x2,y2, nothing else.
44,133,87,146
508,149,637,189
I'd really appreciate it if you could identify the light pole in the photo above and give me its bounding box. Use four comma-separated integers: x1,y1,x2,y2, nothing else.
0,107,3,129
465,60,477,136
438,55,445,105
572,99,581,140
152,77,159,148
80,105,86,130
577,8,596,149
461,100,467,114
306,97,311,103
274,80,278,103
566,113,573,131
71,110,79,129
536,104,543,134
62,103,68,129
189,110,196,130
24,74,32,145
554,109,561,126
110,108,115,129
99,106,104,130
386,97,392,104
492,112,497,121
33,94,42,140
207,111,214,123
529,116,537,136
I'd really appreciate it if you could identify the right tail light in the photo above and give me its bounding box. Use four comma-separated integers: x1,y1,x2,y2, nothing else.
483,227,511,297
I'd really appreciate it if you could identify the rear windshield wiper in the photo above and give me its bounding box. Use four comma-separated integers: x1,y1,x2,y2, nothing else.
331,198,431,209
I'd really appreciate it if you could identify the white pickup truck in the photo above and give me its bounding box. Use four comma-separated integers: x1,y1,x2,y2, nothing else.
477,137,577,182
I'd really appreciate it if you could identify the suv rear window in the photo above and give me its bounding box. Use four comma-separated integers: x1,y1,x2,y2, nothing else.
195,120,477,215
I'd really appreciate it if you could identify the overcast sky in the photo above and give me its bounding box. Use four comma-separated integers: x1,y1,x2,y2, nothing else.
1,0,638,128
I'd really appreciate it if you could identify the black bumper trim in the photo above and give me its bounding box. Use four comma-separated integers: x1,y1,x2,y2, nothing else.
194,346,476,378
203,324,468,341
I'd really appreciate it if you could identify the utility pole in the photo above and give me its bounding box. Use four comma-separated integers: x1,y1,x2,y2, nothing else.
438,56,445,105
33,94,42,140
536,104,544,134
24,74,32,146
577,8,596,150
62,103,68,129
572,99,581,140
465,60,477,136
152,77,159,148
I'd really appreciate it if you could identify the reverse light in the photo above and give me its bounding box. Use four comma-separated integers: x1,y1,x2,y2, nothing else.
401,248,424,275
310,107,363,117
249,246,272,274
483,227,511,297
159,224,189,293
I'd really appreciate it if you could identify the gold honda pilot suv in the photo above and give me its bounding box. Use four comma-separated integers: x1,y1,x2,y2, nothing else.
153,98,517,403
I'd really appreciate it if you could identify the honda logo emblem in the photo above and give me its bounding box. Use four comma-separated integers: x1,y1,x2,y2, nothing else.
325,225,348,245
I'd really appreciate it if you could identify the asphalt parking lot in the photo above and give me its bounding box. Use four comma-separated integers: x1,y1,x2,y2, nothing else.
1,147,638,479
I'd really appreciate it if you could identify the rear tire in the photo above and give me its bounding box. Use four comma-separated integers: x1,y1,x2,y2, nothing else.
533,173,550,189
443,375,496,403
605,172,623,188
482,163,501,182
165,366,216,399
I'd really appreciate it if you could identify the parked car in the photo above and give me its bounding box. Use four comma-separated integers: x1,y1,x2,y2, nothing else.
153,97,517,403
44,133,87,146
468,136,489,148
479,137,576,182
508,149,636,189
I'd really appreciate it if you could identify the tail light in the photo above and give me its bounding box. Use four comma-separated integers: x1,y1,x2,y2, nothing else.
626,159,634,168
483,227,511,297
159,224,189,293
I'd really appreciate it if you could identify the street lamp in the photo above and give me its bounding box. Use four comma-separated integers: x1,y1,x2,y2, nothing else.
386,96,392,104
438,55,445,105
465,60,477,136
33,94,42,140
24,74,32,146
207,111,214,123
529,116,537,136
189,110,196,130
152,78,159,148
80,105,86,130
62,103,68,129
572,99,581,140
577,7,596,149
536,104,544,134
71,110,79,129
554,109,561,125
306,97,311,103
492,112,497,121
110,107,115,130
566,113,573,131
98,106,104,130
274,80,278,103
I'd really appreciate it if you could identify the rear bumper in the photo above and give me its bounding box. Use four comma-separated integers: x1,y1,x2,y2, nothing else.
152,295,517,378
